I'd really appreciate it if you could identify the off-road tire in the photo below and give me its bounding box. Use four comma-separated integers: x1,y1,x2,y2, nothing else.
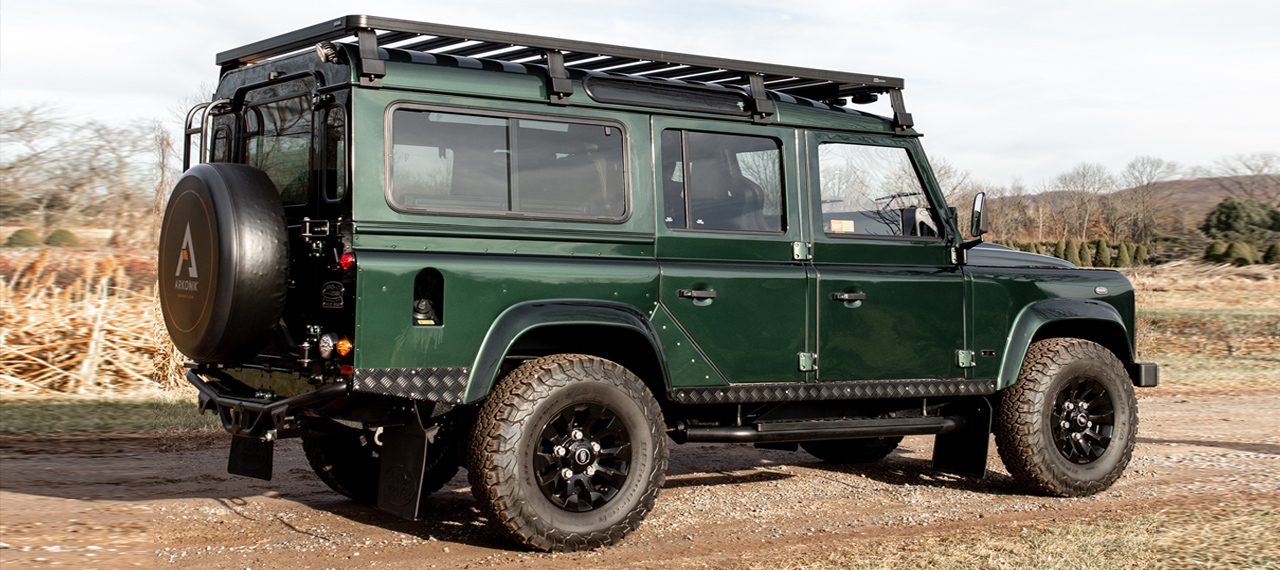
802,436,903,464
303,429,460,504
466,354,667,552
994,338,1137,497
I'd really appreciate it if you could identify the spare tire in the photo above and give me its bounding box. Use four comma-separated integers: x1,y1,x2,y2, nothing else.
158,163,289,363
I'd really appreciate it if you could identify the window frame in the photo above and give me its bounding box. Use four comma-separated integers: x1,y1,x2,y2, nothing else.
812,136,946,243
661,128,788,236
383,101,632,224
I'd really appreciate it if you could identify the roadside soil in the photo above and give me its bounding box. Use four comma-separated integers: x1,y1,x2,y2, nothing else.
1,390,1277,570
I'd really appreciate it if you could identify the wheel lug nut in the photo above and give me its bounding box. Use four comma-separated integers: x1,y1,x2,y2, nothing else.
1087,421,1093,428
586,465,597,477
591,442,601,453
571,429,584,440
561,468,573,479
1064,402,1074,411
554,446,566,457
1060,421,1070,429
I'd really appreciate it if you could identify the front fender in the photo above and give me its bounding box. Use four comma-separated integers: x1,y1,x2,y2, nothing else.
462,300,668,404
998,299,1129,389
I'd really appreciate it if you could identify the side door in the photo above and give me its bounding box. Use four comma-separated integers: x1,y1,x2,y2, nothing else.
655,118,809,385
805,131,966,381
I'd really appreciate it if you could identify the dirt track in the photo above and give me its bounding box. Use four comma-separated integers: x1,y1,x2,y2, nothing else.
1,391,1278,569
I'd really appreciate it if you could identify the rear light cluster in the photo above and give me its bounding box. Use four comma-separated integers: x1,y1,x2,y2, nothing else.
318,332,353,359
339,252,356,271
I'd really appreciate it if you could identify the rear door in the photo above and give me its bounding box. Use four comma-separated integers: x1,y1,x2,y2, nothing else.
805,131,966,381
654,118,809,385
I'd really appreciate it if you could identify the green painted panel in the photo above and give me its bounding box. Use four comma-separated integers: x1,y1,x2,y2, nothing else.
649,305,727,387
352,251,658,370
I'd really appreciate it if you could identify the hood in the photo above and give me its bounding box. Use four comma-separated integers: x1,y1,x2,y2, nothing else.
967,242,1076,269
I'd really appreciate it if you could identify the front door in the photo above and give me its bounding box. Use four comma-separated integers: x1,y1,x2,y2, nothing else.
655,119,809,385
805,131,966,381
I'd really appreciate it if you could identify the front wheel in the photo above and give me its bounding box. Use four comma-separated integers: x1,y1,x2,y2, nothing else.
466,354,667,552
994,338,1138,497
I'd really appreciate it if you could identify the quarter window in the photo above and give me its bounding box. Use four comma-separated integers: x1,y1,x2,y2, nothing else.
389,109,626,219
662,130,783,233
818,143,938,238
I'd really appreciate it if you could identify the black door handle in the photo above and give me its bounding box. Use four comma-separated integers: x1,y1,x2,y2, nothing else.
677,289,717,300
830,292,866,302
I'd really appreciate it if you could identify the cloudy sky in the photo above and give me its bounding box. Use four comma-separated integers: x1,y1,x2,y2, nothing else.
2,0,1276,186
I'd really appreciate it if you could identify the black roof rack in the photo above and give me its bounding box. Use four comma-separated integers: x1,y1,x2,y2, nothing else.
217,15,913,132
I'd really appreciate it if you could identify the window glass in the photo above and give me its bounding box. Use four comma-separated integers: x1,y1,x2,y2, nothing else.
323,107,347,202
818,143,939,238
662,130,783,233
390,109,626,219
244,96,312,205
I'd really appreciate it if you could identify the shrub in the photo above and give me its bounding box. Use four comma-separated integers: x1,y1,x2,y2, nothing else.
1053,239,1066,259
1201,196,1275,243
1265,243,1280,264
1135,243,1150,265
1092,243,1111,267
4,228,42,247
1115,243,1132,267
1078,245,1093,267
1225,242,1257,265
44,229,80,248
1065,239,1082,266
1204,240,1229,262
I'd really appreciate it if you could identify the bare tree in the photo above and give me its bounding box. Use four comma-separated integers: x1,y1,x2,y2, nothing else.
1052,163,1116,241
1194,152,1280,206
1120,156,1181,242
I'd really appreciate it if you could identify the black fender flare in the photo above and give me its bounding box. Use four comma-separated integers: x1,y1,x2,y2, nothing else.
462,300,669,404
998,299,1130,389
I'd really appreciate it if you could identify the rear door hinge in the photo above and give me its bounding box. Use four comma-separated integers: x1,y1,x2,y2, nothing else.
956,350,976,368
792,242,812,261
798,352,817,372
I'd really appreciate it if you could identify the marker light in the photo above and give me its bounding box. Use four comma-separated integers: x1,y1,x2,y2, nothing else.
339,252,356,271
340,365,354,375
318,333,339,359
335,338,353,357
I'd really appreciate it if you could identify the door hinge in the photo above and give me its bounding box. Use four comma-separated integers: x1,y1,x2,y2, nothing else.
798,352,817,372
956,350,976,368
792,242,812,261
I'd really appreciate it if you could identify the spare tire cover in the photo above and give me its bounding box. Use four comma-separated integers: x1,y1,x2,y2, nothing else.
158,163,288,363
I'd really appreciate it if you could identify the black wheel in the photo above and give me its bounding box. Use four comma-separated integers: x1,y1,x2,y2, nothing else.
303,427,460,505
802,436,903,464
994,338,1138,497
158,163,288,363
467,354,667,552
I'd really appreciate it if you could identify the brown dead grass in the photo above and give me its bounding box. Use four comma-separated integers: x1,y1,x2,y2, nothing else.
1123,260,1280,311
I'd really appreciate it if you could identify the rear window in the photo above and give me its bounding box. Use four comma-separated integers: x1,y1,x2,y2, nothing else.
389,108,627,220
242,79,314,206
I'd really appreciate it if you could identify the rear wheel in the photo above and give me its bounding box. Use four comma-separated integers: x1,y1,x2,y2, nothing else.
802,436,903,464
994,338,1137,497
467,354,667,552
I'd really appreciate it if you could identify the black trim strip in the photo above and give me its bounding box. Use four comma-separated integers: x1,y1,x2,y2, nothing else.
672,378,996,404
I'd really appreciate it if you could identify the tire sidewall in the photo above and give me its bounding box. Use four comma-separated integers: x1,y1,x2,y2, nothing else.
514,380,658,536
1036,356,1136,486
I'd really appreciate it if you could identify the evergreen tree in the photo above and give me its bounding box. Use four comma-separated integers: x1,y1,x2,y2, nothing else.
1115,244,1132,267
1135,243,1150,265
1078,244,1093,267
4,228,41,247
1265,243,1280,264
1204,240,1229,262
1225,242,1257,266
44,229,80,248
1054,239,1067,259
1065,240,1082,266
1201,197,1275,244
1093,243,1111,267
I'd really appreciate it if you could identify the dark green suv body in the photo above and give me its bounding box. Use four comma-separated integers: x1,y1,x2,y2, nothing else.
160,15,1157,552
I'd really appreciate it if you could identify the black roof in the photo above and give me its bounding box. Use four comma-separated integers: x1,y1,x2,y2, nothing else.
217,15,912,131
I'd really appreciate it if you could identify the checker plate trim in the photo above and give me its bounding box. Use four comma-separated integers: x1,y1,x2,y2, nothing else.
353,367,471,404
672,379,996,404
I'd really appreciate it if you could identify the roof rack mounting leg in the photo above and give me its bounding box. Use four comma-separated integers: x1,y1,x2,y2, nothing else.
890,89,913,134
357,28,385,87
546,50,573,105
747,74,775,124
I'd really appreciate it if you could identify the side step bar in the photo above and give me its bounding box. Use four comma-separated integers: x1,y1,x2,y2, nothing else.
671,416,963,444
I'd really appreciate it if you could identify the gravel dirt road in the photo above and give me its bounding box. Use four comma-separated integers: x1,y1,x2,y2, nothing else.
2,390,1277,569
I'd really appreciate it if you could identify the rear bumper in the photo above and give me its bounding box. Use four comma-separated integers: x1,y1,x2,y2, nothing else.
1127,362,1159,388
186,370,349,438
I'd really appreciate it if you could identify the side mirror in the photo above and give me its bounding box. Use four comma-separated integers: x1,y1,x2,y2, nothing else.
970,192,989,238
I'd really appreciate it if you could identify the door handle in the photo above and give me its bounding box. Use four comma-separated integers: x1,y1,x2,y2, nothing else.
677,289,717,300
830,292,866,302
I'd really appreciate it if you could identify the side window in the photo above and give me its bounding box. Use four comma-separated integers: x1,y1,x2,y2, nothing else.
389,109,627,220
323,107,347,202
818,143,939,238
243,93,312,206
662,130,783,233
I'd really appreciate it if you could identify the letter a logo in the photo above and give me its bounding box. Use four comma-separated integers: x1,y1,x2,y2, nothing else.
176,223,199,278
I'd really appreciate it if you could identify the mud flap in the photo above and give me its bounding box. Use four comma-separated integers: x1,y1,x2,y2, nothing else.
228,435,274,481
377,407,435,520
932,396,992,478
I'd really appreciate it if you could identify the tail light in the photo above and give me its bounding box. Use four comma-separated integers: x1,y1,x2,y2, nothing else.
339,252,356,271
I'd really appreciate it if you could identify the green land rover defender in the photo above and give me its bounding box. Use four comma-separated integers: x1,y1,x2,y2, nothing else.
159,15,1158,552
